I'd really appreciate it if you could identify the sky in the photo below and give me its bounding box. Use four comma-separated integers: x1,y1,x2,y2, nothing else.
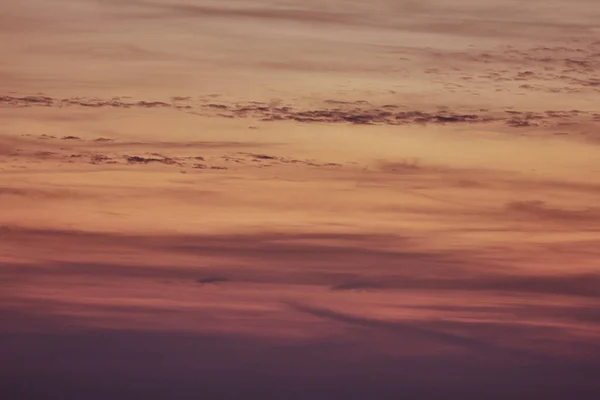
1,1,600,399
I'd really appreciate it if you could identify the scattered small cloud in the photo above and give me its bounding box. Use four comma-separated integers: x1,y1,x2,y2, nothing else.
3,92,597,132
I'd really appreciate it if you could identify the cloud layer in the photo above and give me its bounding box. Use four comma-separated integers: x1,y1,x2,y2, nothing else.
2,1,600,398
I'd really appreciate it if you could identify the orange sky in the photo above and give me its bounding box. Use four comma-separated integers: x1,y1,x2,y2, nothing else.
1,1,600,398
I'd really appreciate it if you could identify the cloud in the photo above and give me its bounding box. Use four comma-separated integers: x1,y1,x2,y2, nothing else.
0,95,190,110
328,273,600,299
371,158,600,201
284,302,591,362
125,155,182,166
405,302,600,326
0,187,83,200
2,227,599,299
286,301,498,349
504,200,600,223
2,222,599,398
235,152,342,167
3,91,600,133
0,95,54,106
218,102,496,126
1,134,343,172
96,0,373,27
0,227,464,290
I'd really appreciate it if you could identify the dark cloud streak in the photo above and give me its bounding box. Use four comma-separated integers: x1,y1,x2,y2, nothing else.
3,93,597,130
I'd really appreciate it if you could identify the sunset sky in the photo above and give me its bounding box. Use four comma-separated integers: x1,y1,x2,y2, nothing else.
1,1,600,399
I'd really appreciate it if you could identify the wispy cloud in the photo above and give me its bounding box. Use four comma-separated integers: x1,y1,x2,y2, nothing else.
3,93,598,131
2,227,599,299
